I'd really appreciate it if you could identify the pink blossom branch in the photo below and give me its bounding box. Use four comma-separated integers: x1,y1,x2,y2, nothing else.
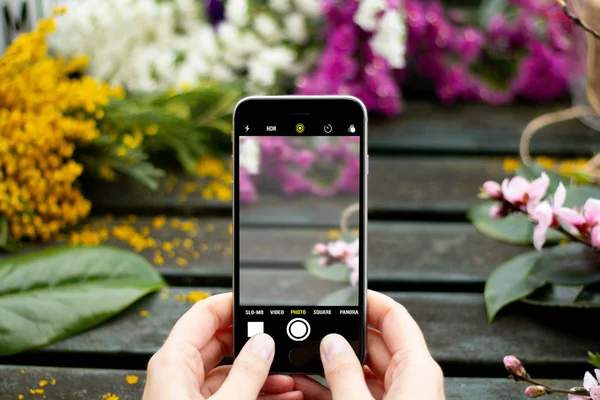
504,356,591,398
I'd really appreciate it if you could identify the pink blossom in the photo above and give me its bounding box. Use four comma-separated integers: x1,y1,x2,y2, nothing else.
504,355,527,378
531,183,584,250
582,199,600,228
313,243,328,256
568,369,600,400
489,203,505,219
328,240,352,259
501,173,549,209
483,181,502,199
524,385,547,397
347,256,359,286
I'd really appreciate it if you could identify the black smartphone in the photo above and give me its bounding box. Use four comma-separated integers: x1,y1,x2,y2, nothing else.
232,96,367,374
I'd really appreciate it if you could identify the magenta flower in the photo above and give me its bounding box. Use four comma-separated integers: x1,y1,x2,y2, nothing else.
531,183,585,251
568,370,600,400
501,172,549,210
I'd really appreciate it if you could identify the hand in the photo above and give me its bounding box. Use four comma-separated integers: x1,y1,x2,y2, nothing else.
293,290,445,400
143,293,302,400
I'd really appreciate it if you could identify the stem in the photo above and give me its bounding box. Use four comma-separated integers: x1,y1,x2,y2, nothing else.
524,375,589,396
555,0,600,39
553,224,592,247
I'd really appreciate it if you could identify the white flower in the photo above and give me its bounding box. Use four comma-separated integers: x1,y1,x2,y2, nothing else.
369,10,407,68
254,14,282,43
284,13,308,44
240,137,260,175
293,0,322,18
354,0,386,31
269,0,291,13
225,0,248,27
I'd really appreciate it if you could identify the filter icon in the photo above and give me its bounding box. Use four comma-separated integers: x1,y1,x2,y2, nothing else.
296,123,305,134
348,125,356,133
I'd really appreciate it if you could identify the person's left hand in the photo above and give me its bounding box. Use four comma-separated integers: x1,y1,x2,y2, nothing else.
142,293,302,400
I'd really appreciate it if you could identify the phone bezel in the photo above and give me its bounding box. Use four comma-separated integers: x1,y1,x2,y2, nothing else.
231,95,368,374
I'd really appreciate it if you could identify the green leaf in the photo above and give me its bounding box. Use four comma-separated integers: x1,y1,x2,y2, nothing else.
304,258,350,282
523,285,600,308
588,351,600,368
484,251,546,322
467,202,564,245
317,287,358,307
564,185,600,209
517,164,569,192
531,243,600,286
0,245,167,355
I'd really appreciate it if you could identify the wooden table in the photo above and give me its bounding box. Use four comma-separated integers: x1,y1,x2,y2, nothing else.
1,101,596,399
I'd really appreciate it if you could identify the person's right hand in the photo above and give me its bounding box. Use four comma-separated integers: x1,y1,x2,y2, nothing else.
293,290,445,399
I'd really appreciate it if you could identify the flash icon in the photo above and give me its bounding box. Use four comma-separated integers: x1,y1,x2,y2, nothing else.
245,125,249,132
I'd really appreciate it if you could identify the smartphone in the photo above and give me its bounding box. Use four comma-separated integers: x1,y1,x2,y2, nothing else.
232,96,367,374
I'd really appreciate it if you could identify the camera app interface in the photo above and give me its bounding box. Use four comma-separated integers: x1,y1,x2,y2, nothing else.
236,125,363,368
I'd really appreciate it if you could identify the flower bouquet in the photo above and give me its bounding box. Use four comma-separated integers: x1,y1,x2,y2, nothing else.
0,11,239,251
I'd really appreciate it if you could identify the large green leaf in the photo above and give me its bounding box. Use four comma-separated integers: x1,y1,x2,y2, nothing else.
531,243,600,286
467,202,564,245
0,245,167,355
523,285,600,308
317,287,358,307
485,251,546,322
304,258,350,282
564,185,600,209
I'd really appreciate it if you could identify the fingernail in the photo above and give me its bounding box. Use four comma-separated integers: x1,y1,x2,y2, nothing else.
250,333,275,361
321,334,349,362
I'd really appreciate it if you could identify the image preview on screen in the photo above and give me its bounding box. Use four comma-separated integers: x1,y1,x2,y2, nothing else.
238,135,361,307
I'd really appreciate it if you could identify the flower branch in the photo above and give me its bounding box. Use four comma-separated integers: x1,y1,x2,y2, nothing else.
504,355,599,398
481,173,600,252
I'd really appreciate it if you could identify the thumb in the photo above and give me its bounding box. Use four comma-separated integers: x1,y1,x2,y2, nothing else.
213,333,275,400
320,334,374,400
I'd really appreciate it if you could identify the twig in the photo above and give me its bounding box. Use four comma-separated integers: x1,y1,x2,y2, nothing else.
523,375,589,396
556,0,600,39
340,202,360,234
519,106,596,165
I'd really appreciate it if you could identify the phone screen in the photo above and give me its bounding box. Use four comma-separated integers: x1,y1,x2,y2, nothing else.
233,97,366,373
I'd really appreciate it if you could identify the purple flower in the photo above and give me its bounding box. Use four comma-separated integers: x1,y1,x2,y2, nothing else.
239,167,257,203
205,0,225,25
511,42,570,101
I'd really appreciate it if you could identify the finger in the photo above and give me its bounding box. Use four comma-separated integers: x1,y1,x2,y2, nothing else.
200,327,233,373
213,333,275,400
202,365,295,397
363,366,385,400
258,391,303,400
166,292,232,351
292,375,332,400
320,334,373,400
367,291,430,358
365,327,391,378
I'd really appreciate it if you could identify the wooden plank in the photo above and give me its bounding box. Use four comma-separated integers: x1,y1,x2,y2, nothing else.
370,102,599,156
83,157,506,218
0,366,582,399
3,289,592,370
0,217,527,286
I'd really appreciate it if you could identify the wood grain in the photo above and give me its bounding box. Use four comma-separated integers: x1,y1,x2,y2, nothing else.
369,102,598,156
83,157,506,218
0,218,528,286
0,365,582,399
